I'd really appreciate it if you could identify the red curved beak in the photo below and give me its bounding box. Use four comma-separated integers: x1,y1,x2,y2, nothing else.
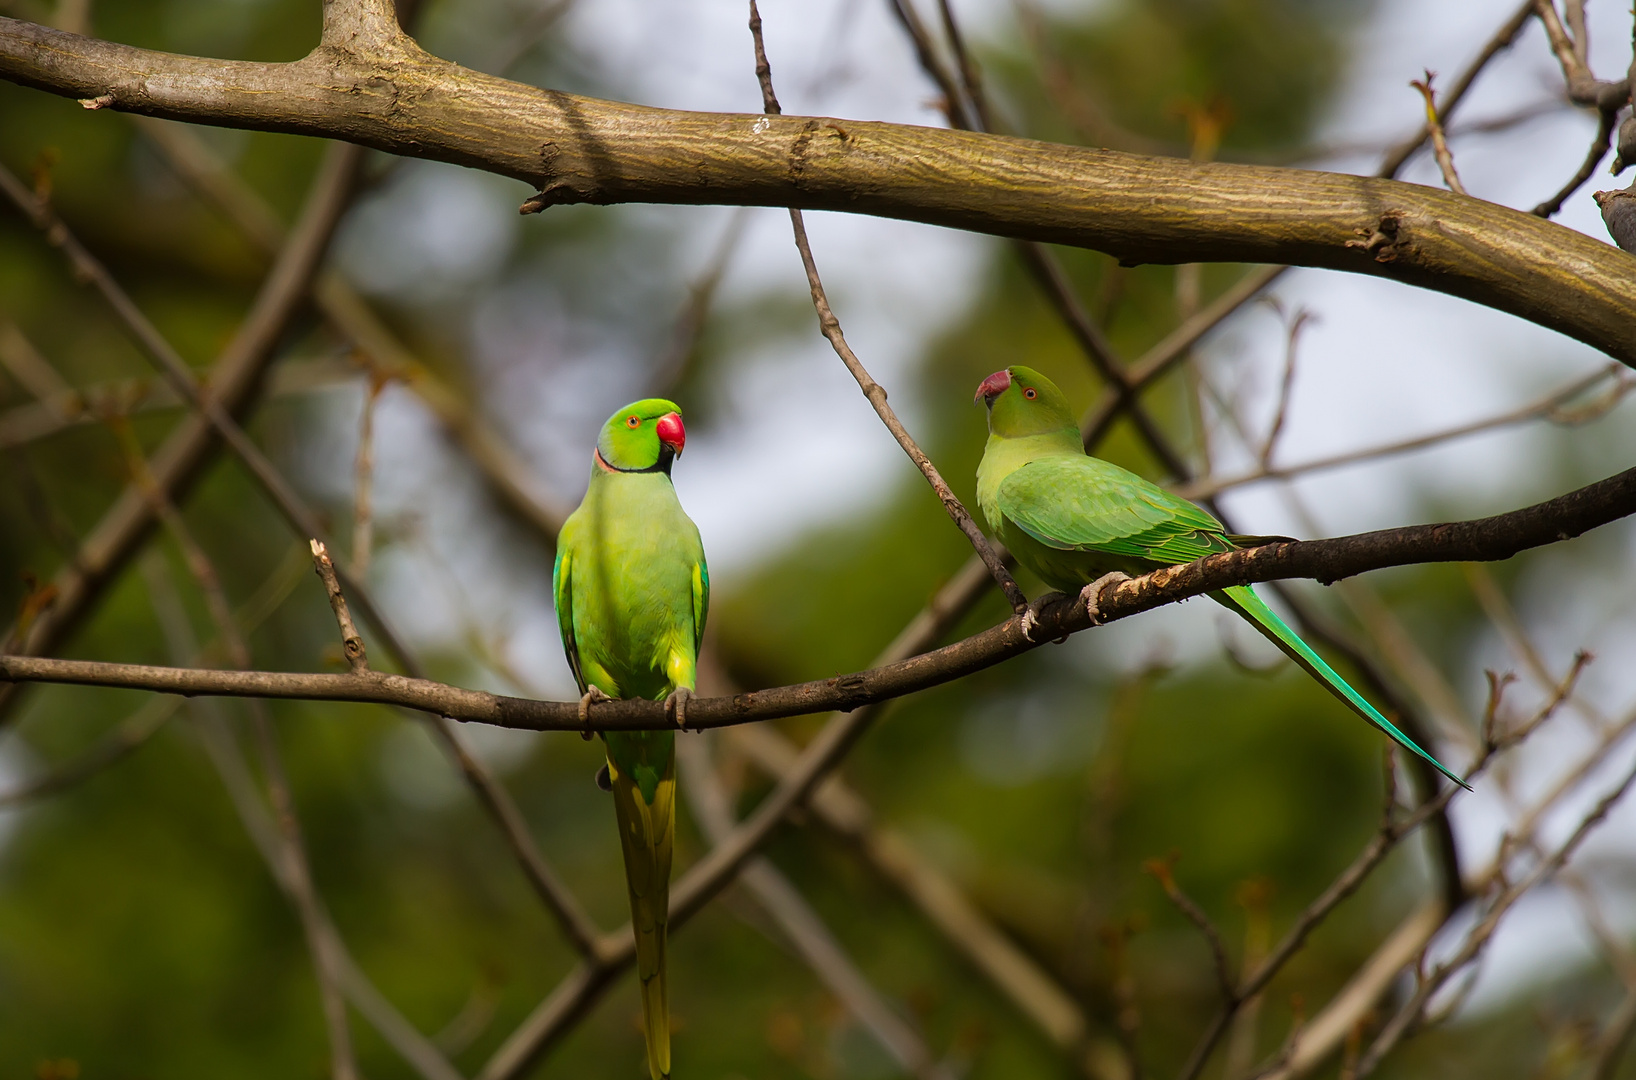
656,412,686,455
975,369,1011,405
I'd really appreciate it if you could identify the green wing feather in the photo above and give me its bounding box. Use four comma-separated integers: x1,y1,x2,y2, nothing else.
692,559,709,656
997,456,1227,564
551,545,587,696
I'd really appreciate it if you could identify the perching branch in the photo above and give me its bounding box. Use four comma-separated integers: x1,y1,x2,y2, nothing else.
1,19,1635,362
7,463,1635,731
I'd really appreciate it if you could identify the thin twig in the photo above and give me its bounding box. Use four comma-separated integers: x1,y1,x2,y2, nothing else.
1533,104,1617,216
251,709,360,1080
311,540,369,673
0,357,358,453
1259,304,1313,468
0,694,178,807
1355,753,1636,1077
1180,365,1631,501
1145,856,1235,1000
1533,0,1631,106
724,723,1105,1065
135,116,573,541
143,555,463,1080
751,0,1026,612
645,206,751,397
1410,72,1468,196
351,371,385,576
1378,0,1536,177
1591,984,1636,1080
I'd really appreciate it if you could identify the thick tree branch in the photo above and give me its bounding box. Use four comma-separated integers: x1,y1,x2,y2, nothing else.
1,19,1634,362
7,465,1633,732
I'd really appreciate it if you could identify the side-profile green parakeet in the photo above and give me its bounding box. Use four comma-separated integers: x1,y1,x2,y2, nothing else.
974,365,1464,788
554,398,708,1080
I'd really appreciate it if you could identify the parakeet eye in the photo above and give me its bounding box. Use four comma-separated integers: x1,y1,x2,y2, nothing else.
1023,387,1037,399
626,415,640,428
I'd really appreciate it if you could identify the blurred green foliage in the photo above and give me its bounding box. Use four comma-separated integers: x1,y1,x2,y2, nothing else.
2,1,1632,1078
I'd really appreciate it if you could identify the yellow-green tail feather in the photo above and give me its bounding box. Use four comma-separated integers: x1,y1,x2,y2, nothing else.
1212,585,1469,789
608,746,675,1079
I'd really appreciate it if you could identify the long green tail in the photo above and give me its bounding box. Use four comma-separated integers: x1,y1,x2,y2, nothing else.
1212,585,1469,790
606,732,676,1080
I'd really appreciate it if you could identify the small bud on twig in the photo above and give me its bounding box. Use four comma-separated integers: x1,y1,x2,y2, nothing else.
310,539,369,673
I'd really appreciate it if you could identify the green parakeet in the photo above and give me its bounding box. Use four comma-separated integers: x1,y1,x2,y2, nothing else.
974,365,1464,788
554,398,708,1080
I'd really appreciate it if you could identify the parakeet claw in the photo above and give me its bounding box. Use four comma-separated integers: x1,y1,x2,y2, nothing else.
1019,594,1062,643
578,686,612,738
1079,572,1132,625
665,686,695,731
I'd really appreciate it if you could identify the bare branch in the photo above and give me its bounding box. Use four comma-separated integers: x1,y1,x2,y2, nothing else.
321,0,403,51
7,462,1636,731
1356,751,1636,1076
350,373,384,575
645,207,750,397
1145,855,1235,1001
1259,304,1313,468
311,540,369,674
1,22,1633,362
1079,266,1288,450
1255,899,1447,1080
1410,72,1467,196
0,141,364,717
0,358,358,453
1591,984,1636,1080
133,115,573,541
1377,0,1536,176
724,724,1113,1071
1180,365,1632,501
0,317,73,405
132,489,358,1080
750,0,1026,611
0,694,177,807
1533,104,1618,217
1534,0,1631,107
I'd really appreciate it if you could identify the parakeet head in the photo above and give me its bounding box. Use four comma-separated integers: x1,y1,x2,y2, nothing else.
595,398,687,475
975,366,1076,438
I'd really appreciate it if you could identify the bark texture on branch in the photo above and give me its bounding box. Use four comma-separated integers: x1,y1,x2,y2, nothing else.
1,18,1634,363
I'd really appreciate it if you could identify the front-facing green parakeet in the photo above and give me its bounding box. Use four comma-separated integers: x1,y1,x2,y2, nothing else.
554,398,708,1080
974,365,1464,788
